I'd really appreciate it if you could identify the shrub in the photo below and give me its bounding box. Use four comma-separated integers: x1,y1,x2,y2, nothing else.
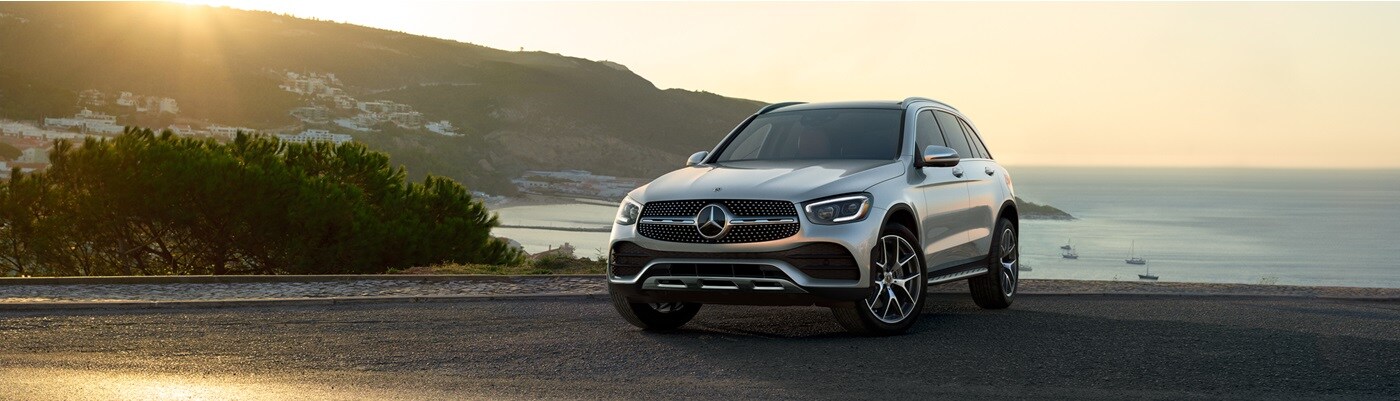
0,127,523,276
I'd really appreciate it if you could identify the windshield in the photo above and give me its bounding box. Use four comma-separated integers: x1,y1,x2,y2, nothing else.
714,108,903,162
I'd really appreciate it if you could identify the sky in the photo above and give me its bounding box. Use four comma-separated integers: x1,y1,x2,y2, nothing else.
174,1,1400,169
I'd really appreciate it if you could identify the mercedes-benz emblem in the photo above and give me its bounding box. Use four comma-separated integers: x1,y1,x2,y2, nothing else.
695,204,731,239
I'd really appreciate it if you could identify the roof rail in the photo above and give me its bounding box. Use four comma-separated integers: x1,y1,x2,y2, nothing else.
757,102,806,114
902,97,956,111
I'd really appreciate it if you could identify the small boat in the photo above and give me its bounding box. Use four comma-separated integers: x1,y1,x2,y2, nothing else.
1021,263,1033,272
1061,248,1079,259
1138,264,1158,281
1125,240,1147,265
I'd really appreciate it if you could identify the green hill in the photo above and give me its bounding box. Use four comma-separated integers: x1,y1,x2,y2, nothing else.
0,3,762,192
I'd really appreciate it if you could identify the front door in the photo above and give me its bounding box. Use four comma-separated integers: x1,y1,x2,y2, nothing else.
912,110,974,270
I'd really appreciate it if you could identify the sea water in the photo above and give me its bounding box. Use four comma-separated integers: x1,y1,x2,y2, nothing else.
492,167,1400,288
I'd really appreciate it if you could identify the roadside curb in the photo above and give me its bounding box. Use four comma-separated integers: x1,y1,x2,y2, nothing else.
5,291,1394,312
0,274,605,286
0,292,611,311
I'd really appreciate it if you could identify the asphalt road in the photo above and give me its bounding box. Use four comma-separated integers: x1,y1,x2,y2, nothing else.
1,292,1397,400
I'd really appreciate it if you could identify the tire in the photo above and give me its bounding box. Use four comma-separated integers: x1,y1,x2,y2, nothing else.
832,223,928,336
609,289,701,331
969,218,1018,309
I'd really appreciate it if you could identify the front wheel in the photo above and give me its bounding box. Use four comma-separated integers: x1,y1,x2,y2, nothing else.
969,218,1018,309
609,289,701,331
832,223,927,336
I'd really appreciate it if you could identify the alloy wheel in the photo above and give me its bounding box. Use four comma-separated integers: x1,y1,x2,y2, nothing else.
650,302,685,313
865,234,922,324
999,227,1018,297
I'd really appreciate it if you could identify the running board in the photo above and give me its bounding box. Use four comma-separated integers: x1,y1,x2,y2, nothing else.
928,267,989,284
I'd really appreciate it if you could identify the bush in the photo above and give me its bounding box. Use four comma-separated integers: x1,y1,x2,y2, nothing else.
0,127,524,276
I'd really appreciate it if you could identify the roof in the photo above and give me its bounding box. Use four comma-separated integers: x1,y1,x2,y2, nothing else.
759,97,956,114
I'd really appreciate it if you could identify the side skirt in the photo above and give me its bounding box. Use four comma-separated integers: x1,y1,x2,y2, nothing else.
926,258,991,285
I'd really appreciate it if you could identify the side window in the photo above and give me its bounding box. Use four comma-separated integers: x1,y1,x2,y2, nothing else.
915,110,946,152
934,111,974,160
959,119,992,159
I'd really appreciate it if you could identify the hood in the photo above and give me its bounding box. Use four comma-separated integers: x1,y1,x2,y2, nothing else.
634,159,905,203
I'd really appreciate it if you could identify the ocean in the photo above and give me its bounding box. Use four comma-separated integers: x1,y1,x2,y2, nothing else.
492,167,1400,288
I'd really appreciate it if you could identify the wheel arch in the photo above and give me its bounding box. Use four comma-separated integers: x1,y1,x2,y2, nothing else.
997,200,1019,231
882,203,920,237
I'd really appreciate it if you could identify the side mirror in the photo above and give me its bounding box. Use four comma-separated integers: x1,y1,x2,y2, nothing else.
686,151,709,167
920,146,960,168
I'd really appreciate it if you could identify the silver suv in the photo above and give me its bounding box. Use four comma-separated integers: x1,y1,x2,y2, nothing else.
607,98,1019,335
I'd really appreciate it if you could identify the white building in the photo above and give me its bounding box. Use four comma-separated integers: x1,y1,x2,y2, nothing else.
425,120,459,136
46,109,120,134
167,125,211,137
276,129,352,145
77,108,116,124
207,125,254,139
4,120,96,140
158,97,180,114
291,106,330,123
1,121,30,135
116,91,137,107
17,147,49,164
82,120,124,135
357,100,411,115
388,111,424,128
43,117,84,129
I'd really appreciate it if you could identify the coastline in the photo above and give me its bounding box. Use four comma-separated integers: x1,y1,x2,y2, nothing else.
486,194,617,209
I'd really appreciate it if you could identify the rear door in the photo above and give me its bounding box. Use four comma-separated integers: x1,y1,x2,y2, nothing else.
951,114,1002,259
912,110,973,270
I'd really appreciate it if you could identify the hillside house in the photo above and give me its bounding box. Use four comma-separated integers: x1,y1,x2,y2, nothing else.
276,129,352,145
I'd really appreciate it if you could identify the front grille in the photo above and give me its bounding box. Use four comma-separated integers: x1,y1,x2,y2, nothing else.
640,199,798,218
610,242,859,281
638,223,800,244
638,199,801,243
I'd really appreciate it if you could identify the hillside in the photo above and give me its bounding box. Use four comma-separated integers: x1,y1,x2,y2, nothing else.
0,3,762,192
1015,197,1075,220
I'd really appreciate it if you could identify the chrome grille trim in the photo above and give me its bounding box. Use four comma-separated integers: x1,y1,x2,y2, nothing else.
640,216,796,226
640,200,798,218
637,199,801,243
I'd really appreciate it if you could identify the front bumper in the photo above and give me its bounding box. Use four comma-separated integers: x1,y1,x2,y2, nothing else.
607,207,885,306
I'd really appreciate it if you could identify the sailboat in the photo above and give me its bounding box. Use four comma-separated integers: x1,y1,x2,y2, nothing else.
1061,246,1079,259
1125,240,1147,265
1138,264,1158,280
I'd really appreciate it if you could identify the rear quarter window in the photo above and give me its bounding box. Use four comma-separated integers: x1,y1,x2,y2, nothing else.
933,111,975,160
959,119,992,160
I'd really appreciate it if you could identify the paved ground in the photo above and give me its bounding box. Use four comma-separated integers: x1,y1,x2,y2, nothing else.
2,289,1397,400
3,276,1396,304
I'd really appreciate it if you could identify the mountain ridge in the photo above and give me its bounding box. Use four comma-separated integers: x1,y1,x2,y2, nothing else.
0,2,764,193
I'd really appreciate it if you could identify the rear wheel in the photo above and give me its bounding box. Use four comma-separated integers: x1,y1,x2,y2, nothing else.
969,218,1018,309
832,223,927,336
609,289,701,331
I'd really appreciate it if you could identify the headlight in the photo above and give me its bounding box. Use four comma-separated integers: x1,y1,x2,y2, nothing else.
803,193,872,225
615,198,642,225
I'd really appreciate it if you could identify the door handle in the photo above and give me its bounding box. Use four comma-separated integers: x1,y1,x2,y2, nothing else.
952,167,964,178
985,167,995,176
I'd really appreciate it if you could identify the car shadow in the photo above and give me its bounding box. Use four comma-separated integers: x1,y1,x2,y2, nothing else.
617,295,1400,399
